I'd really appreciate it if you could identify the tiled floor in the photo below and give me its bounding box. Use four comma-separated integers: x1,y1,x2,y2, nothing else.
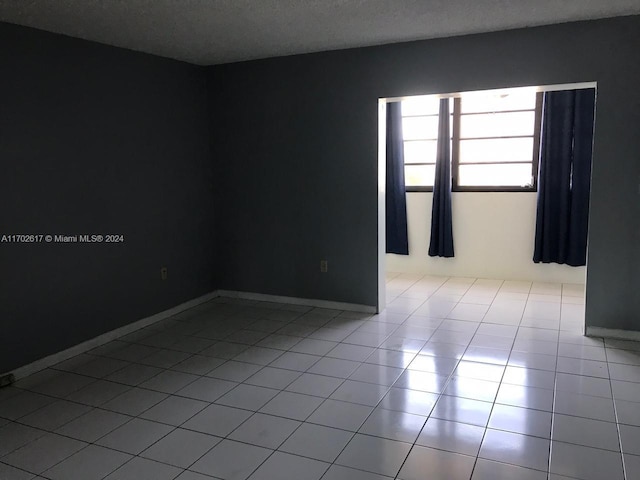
1,273,639,480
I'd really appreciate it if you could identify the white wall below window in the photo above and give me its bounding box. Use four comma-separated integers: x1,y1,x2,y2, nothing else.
386,192,586,284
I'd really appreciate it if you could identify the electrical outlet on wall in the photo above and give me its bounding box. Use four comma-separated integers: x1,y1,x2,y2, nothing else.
320,260,328,273
161,266,168,280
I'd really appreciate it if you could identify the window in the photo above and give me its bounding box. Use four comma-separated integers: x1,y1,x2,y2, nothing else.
401,87,543,191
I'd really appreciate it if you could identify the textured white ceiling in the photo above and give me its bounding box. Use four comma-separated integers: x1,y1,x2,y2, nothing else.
1,0,639,65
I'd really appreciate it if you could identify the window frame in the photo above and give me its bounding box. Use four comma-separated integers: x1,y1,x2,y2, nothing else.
404,91,543,193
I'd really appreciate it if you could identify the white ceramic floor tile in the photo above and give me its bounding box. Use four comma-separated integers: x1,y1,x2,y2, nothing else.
268,352,322,371
201,342,249,359
501,366,556,389
2,433,87,474
418,341,466,359
358,407,426,443
248,451,329,480
20,400,92,431
462,346,510,366
138,349,191,369
416,417,485,456
0,391,55,420
171,354,225,375
329,380,389,407
553,390,616,422
259,391,324,420
320,464,390,480
96,418,173,455
308,326,352,342
175,471,216,480
307,358,361,378
104,364,164,386
553,414,620,451
380,336,427,353
216,384,280,410
3,275,635,480
606,348,640,366
616,399,640,427
611,379,640,402
228,413,300,449
279,423,353,462
408,355,459,376
182,403,252,436
556,357,609,379
454,361,505,382
336,433,411,477
103,457,183,480
55,408,131,442
398,445,475,480
558,343,607,362
550,441,624,480
489,404,552,438
364,348,415,368
508,351,557,371
393,370,449,393
65,380,131,406
43,445,132,480
555,372,612,398
471,458,547,480
306,399,373,431
0,462,36,480
431,395,493,427
176,376,237,402
190,439,271,480
18,371,96,398
479,429,550,471
139,395,208,426
619,424,640,456
140,428,221,468
169,336,215,354
101,387,168,416
138,370,199,394
285,373,343,397
257,333,302,350
290,339,339,356
443,376,500,403
0,422,47,457
512,339,558,356
609,363,640,383
379,387,438,416
68,356,130,379
207,360,263,382
245,366,301,389
469,334,515,350
496,384,554,412
393,325,437,342
348,364,403,386
625,453,640,480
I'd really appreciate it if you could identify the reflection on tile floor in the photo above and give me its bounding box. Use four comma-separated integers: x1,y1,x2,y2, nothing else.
1,274,639,479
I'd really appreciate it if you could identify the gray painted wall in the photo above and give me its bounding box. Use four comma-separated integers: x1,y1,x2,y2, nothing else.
0,23,216,373
207,16,640,330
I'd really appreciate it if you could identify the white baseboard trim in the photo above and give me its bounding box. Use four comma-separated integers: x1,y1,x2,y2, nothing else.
586,326,640,342
6,290,219,381
215,290,377,314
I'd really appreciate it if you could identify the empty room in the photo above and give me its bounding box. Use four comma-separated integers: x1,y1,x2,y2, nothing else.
1,1,640,480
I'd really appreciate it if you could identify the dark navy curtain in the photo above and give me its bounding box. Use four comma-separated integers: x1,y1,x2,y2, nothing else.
534,88,596,266
385,102,409,255
428,98,454,257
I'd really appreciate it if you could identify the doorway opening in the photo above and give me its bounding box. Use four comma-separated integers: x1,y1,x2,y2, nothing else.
377,83,596,336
